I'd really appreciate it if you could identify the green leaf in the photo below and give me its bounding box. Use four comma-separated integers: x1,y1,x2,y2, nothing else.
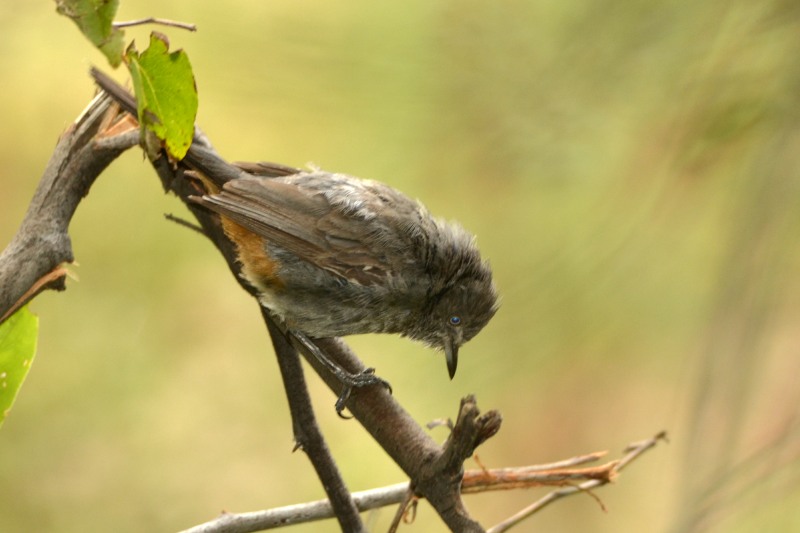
0,307,39,428
126,33,198,160
55,0,125,67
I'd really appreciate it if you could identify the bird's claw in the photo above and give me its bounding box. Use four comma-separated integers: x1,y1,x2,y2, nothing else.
333,368,392,417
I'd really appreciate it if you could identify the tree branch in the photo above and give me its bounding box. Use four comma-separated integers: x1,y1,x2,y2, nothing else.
179,432,666,532
263,310,366,533
0,93,138,322
487,431,668,533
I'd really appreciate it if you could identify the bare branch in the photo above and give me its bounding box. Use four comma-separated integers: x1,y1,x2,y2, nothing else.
0,94,138,322
487,431,668,533
181,432,665,532
179,483,410,533
263,311,365,532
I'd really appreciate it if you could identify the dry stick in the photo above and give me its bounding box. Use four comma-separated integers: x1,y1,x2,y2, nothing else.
179,483,412,533
0,93,138,322
487,431,668,533
180,434,663,532
387,488,417,533
113,17,197,31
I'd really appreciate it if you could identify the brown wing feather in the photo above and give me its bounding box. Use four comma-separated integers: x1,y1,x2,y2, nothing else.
193,176,391,284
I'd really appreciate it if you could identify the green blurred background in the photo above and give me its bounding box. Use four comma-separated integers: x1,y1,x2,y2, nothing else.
2,2,800,532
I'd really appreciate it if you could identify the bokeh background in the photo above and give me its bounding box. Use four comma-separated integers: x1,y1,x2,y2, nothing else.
2,2,800,532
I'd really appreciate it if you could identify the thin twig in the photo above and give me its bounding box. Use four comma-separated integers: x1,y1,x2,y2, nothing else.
113,17,197,31
164,213,204,235
180,483,409,533
387,488,416,533
263,311,366,533
463,460,619,493
477,450,609,473
487,431,668,533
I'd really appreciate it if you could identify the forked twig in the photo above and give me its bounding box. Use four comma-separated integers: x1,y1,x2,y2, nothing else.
487,431,668,533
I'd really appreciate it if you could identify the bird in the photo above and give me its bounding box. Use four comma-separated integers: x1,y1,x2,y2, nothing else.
191,162,499,381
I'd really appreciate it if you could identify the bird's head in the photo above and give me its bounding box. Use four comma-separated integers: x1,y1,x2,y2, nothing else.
407,226,499,378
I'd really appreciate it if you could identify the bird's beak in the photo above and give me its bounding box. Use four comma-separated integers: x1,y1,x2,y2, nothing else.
445,339,459,379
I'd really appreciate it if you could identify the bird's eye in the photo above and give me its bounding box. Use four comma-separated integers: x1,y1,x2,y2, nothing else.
449,316,462,326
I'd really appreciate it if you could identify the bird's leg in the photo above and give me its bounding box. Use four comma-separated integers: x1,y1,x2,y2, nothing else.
291,331,392,417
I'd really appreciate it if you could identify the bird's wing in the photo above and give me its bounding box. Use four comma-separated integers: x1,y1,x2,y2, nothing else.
192,176,393,284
